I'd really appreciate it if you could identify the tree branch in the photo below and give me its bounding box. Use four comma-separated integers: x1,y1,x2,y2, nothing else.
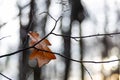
82,64,93,80
52,32,120,40
0,23,7,28
0,73,12,80
0,35,11,40
0,12,62,58
35,48,120,64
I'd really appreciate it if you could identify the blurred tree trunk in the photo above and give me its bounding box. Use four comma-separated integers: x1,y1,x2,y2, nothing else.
38,0,50,36
79,24,84,80
101,37,107,80
62,0,84,80
62,25,72,80
69,0,85,80
19,8,30,80
101,1,109,80
19,0,38,80
35,0,51,80
19,0,51,79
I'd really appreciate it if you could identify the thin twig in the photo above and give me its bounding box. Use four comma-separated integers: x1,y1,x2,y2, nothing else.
0,44,119,63
0,73,12,80
35,48,120,64
0,23,7,28
82,64,93,80
39,12,56,21
52,32,120,40
0,47,32,58
0,13,120,64
32,13,62,47
0,13,62,58
0,35,11,40
51,32,79,41
55,52,120,63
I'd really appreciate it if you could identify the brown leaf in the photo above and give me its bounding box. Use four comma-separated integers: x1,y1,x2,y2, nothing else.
28,31,56,67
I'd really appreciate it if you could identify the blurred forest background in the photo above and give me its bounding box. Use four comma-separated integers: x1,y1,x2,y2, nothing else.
0,0,120,80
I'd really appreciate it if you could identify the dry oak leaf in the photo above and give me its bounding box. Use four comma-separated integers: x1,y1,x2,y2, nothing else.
28,31,56,67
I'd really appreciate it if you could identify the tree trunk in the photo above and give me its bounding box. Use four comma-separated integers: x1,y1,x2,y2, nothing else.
19,0,37,80
69,0,85,80
34,66,41,80
79,24,84,80
62,25,72,80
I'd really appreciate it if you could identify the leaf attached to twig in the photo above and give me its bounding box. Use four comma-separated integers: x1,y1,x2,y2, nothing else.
28,31,56,67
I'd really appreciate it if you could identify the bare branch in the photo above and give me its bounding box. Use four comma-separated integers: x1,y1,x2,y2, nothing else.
0,23,7,28
0,35,11,40
0,13,119,64
55,52,120,63
52,32,120,40
34,48,120,64
0,73,12,80
39,12,56,21
82,64,93,80
32,13,62,47
51,32,79,41
0,47,32,58
0,13,62,58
